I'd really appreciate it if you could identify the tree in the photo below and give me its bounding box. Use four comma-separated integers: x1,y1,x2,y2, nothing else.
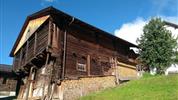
174,52,178,64
137,18,178,74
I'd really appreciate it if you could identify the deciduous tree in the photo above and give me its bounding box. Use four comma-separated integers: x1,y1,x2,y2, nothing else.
137,18,177,74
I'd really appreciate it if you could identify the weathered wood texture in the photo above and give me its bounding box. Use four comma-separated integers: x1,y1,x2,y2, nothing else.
56,23,137,79
10,7,140,100
13,17,138,80
13,23,49,71
117,62,137,80
13,17,139,100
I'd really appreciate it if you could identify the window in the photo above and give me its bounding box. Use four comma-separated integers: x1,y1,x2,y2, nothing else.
76,55,87,72
77,63,86,72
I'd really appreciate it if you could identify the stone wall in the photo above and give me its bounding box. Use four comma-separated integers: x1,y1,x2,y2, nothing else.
58,76,116,100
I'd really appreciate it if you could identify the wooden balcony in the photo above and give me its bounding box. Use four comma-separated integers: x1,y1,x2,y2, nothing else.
13,24,49,72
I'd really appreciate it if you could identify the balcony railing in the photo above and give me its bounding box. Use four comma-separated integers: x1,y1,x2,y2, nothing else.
13,24,49,71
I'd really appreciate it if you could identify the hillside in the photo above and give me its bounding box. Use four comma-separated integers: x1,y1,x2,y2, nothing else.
80,75,178,100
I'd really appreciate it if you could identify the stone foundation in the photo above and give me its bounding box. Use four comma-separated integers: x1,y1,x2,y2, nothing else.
59,76,116,100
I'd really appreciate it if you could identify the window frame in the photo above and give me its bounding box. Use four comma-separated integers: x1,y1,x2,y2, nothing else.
76,62,87,72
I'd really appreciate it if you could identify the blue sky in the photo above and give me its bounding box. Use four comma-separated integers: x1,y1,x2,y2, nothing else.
0,0,178,65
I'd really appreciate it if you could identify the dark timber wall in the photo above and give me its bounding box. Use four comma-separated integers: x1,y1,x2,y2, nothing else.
65,33,115,78
13,22,49,71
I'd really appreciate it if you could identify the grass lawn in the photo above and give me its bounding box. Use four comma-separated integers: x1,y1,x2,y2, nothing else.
80,74,178,100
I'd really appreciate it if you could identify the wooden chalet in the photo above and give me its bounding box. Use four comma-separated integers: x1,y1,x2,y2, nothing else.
10,6,139,100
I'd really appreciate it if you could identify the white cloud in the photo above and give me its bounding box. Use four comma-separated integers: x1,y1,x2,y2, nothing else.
114,18,147,45
114,16,178,45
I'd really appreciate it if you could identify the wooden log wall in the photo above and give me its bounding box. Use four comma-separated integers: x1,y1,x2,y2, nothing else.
64,30,116,79
13,23,49,71
13,51,20,71
14,17,139,99
54,22,138,79
36,24,48,54
27,35,35,61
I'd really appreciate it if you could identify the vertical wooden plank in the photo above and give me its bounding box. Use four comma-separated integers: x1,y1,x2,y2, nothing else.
87,55,90,76
57,26,60,50
115,57,119,84
34,33,37,55
52,23,60,55
17,85,24,99
42,53,50,99
19,48,22,67
25,67,33,100
47,19,52,51
28,68,35,98
53,23,56,48
26,40,29,62
62,30,67,79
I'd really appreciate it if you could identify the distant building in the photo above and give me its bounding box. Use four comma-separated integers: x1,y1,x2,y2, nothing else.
164,21,178,75
0,64,18,98
164,21,178,29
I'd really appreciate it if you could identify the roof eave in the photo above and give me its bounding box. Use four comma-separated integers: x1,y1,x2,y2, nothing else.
10,6,139,57
9,7,55,57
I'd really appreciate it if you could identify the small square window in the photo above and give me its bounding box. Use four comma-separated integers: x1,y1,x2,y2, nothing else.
77,63,86,72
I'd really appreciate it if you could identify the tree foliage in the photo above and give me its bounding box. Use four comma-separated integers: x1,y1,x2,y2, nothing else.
137,18,178,73
174,52,178,63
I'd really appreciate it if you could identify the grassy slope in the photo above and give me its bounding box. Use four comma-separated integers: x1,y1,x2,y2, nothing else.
80,75,178,100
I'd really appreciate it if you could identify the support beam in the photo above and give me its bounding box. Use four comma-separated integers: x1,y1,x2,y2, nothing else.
42,53,50,99
25,67,34,100
28,68,35,98
46,60,55,99
19,48,23,67
87,55,91,76
47,19,52,51
26,40,29,63
62,30,67,79
34,32,37,55
115,57,119,84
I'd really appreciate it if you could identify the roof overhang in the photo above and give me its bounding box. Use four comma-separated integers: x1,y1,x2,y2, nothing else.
10,6,138,57
164,21,178,29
